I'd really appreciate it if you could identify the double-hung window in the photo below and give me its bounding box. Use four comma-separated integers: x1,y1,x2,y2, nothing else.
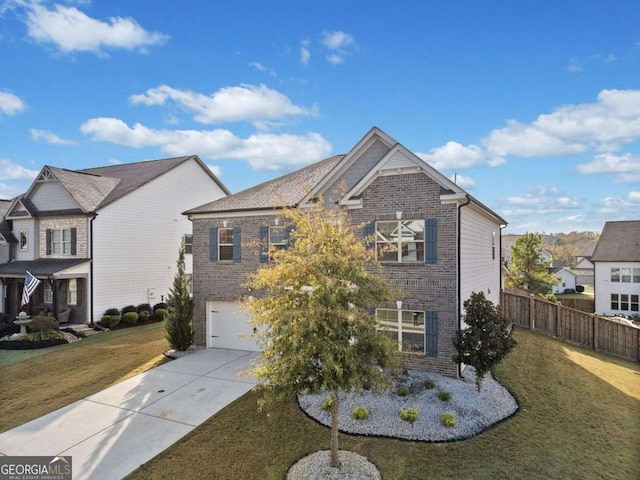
376,220,425,262
611,294,619,310
269,227,288,258
44,282,53,304
19,230,28,251
183,234,193,254
218,228,234,261
67,279,77,305
52,229,72,255
376,308,438,356
611,268,620,282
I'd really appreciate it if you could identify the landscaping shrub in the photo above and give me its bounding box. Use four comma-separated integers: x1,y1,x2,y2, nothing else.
121,311,139,326
99,315,120,329
440,412,457,427
321,396,333,412
576,285,585,293
104,308,120,316
137,303,152,314
27,316,57,340
154,308,168,321
424,379,435,389
399,407,419,425
351,406,370,420
121,305,137,315
438,391,452,402
396,386,410,397
153,302,168,312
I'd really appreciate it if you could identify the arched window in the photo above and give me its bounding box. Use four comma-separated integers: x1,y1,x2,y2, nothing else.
20,230,28,250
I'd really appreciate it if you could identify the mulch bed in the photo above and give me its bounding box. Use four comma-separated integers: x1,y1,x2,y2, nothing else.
0,339,68,350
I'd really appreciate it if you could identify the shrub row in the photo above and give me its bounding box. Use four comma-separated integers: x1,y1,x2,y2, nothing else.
100,303,168,329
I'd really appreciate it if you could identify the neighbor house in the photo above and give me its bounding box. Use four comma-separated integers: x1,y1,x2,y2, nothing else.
0,156,228,324
550,267,578,294
591,220,640,317
185,127,507,377
573,241,597,286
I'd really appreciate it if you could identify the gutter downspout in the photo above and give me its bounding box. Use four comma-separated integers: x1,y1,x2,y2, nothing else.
457,195,472,378
89,213,97,325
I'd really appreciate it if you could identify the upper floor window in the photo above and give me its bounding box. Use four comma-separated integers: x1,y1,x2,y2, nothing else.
52,229,72,255
611,268,620,282
183,234,193,255
209,226,241,263
19,230,28,250
611,267,640,283
218,227,234,261
376,220,425,263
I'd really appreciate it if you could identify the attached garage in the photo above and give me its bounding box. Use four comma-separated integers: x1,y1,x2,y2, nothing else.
206,301,260,351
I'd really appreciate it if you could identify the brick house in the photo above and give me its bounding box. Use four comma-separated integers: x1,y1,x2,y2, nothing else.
0,156,228,324
186,127,507,376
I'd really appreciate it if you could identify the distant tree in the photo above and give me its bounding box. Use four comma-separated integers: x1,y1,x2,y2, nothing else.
165,242,194,351
244,203,396,469
452,292,517,391
506,233,558,295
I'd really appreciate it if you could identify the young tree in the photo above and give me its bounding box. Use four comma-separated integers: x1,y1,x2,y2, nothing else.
506,233,558,295
165,242,194,351
245,204,396,469
452,292,516,391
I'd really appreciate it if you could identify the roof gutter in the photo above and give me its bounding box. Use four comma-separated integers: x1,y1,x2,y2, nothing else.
89,213,97,325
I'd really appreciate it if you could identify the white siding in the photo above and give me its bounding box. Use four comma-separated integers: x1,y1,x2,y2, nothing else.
552,269,577,294
30,181,79,211
594,261,640,316
460,204,502,315
13,218,37,261
91,159,226,321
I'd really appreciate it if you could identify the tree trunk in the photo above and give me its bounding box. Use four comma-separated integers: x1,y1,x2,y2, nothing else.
330,388,340,468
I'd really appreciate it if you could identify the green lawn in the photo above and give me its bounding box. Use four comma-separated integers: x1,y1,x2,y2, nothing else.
0,322,169,433
129,328,640,480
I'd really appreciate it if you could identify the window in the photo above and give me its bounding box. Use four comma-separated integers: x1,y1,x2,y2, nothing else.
67,279,77,305
19,230,28,250
634,268,640,283
183,234,193,254
611,294,619,310
377,309,425,354
631,295,639,312
44,282,53,304
376,220,425,262
611,268,620,282
620,294,630,311
48,229,74,255
621,268,632,283
185,274,193,296
218,228,234,261
492,231,496,260
269,226,288,258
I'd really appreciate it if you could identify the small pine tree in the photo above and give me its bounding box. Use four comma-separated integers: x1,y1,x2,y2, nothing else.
165,242,194,351
506,233,558,295
452,292,516,391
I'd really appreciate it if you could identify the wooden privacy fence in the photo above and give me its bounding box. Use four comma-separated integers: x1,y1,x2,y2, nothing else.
502,290,640,363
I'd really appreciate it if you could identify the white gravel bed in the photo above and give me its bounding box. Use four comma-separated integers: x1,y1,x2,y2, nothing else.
287,450,381,480
298,368,518,442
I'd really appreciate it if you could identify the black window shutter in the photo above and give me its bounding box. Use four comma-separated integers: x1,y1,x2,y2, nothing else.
259,226,269,263
70,228,77,255
425,219,437,264
46,229,52,256
363,221,375,249
425,311,438,357
232,226,241,263
209,227,218,262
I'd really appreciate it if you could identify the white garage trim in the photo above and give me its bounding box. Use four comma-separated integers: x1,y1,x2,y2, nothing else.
206,301,260,352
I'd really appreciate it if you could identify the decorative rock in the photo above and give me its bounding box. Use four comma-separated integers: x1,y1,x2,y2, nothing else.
286,450,381,480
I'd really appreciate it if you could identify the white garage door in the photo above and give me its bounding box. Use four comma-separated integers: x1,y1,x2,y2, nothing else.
206,301,260,351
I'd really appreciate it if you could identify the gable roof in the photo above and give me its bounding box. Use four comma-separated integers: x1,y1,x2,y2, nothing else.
185,155,343,214
591,220,640,262
577,240,597,259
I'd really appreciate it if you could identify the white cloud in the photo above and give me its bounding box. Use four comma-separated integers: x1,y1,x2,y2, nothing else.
576,153,640,182
249,62,277,77
80,117,332,171
107,158,122,165
321,30,356,64
129,84,315,125
0,91,26,115
300,39,311,64
448,173,475,189
501,186,581,217
424,89,640,169
0,158,39,180
207,164,222,177
30,128,76,145
598,191,640,214
21,1,168,54
567,53,617,72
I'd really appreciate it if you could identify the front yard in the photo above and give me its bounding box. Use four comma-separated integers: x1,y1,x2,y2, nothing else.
128,328,639,480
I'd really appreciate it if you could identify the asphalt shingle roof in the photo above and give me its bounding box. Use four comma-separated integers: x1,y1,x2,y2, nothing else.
0,258,89,276
591,220,640,262
186,155,344,214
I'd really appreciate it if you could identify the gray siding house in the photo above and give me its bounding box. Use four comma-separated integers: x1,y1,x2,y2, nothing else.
186,128,507,377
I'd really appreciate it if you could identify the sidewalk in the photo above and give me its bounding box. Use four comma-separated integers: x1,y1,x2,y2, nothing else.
0,348,258,480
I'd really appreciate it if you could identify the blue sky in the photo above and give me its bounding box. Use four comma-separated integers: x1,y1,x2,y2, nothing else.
0,0,638,234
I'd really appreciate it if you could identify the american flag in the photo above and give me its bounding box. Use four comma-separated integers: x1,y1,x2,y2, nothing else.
21,271,41,307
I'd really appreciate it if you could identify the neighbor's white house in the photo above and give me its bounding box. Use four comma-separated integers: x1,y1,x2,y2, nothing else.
0,156,228,324
591,220,640,317
551,267,578,294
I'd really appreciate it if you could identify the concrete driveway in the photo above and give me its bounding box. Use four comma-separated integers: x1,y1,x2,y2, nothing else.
0,348,258,480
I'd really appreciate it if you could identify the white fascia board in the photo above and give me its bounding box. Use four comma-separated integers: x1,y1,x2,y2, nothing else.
187,208,286,220
6,198,32,219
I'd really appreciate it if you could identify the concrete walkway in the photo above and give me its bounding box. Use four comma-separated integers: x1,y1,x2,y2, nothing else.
0,348,258,480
